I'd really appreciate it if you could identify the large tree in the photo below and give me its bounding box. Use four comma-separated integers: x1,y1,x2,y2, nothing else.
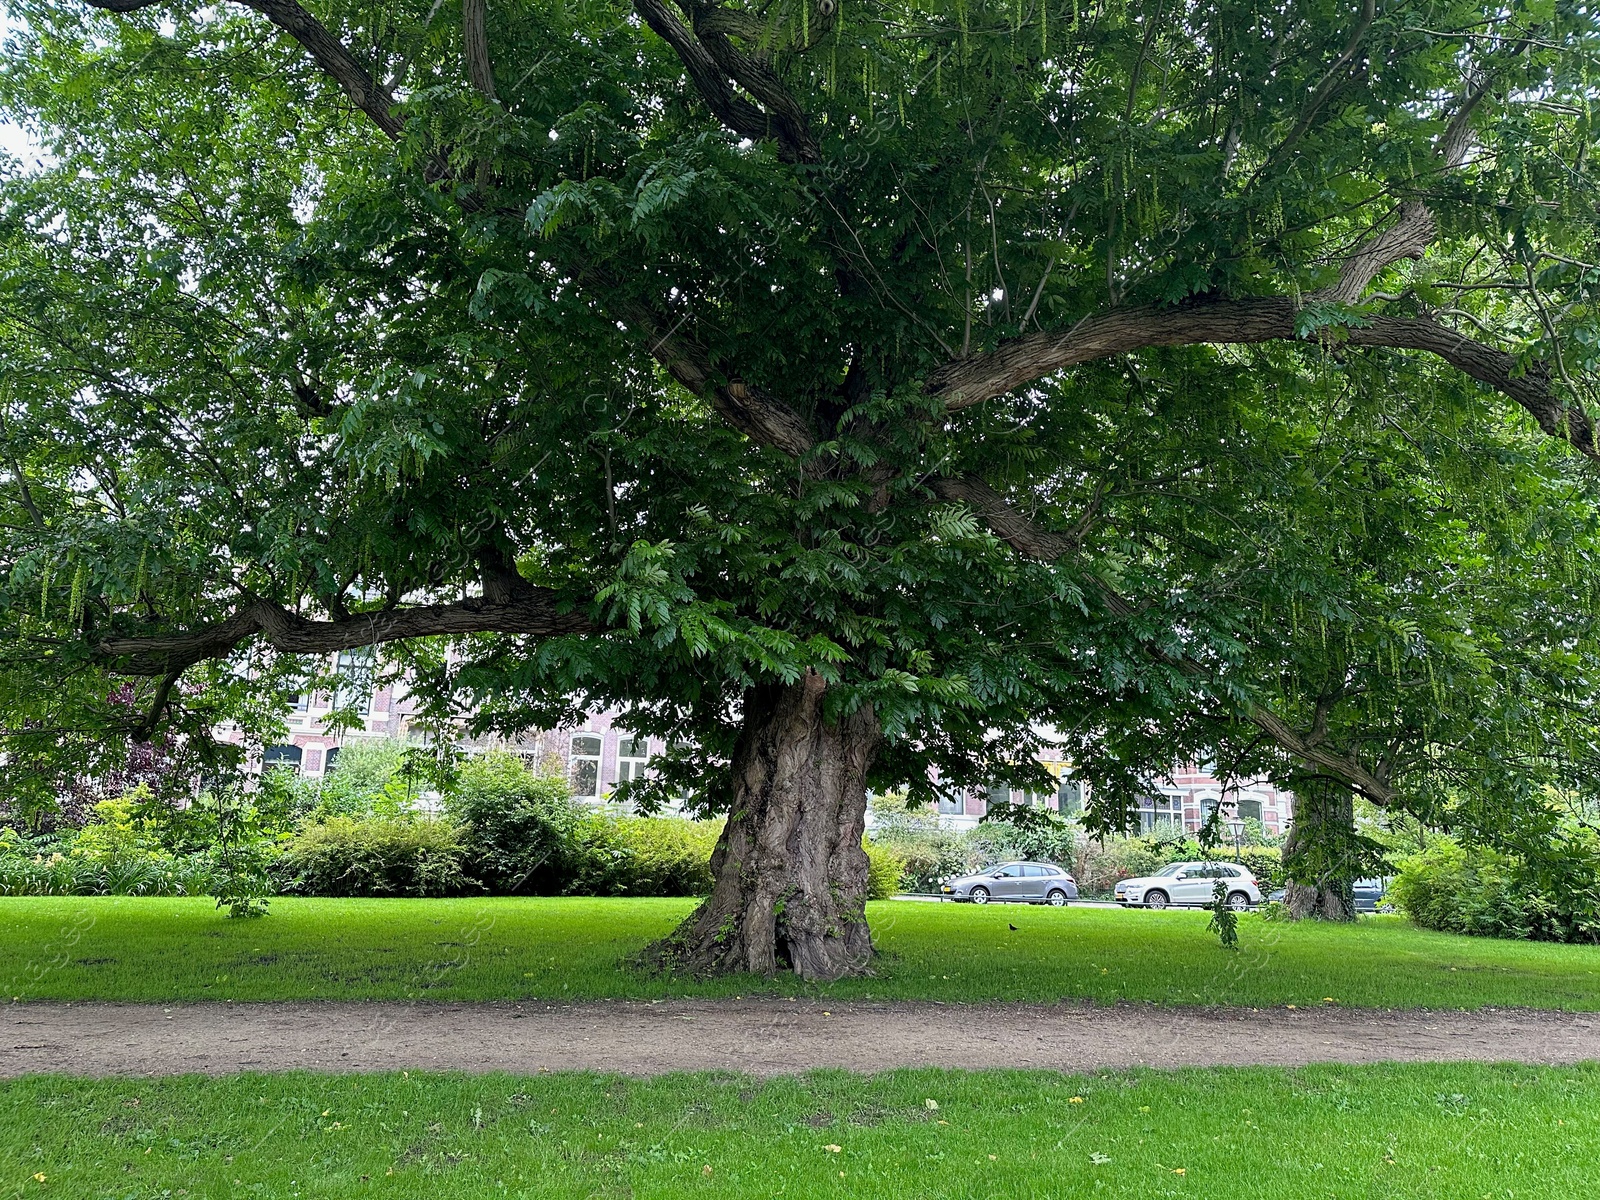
2,0,1599,971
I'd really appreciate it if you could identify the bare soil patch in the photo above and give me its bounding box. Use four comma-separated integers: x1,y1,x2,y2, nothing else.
5,999,1599,1078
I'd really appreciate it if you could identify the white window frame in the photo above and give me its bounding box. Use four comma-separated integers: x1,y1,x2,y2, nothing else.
333,649,375,714
569,734,603,799
616,735,650,785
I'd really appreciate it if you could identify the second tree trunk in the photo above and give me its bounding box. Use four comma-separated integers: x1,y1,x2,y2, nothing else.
1282,775,1358,921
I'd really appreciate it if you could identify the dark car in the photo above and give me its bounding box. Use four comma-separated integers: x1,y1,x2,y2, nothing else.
1267,876,1395,913
940,861,1080,905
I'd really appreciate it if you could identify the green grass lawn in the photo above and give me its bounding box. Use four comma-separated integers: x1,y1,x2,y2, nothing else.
2,1063,1592,1198
5,896,1600,1010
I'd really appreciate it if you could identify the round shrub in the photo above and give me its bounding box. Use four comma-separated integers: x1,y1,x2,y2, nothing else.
445,752,583,894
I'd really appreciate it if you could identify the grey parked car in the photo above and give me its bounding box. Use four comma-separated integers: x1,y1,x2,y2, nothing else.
941,861,1080,906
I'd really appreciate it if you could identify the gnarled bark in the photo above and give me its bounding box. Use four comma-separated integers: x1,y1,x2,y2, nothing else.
1282,776,1358,921
646,671,880,981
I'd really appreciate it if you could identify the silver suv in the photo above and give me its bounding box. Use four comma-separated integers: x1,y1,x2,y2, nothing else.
941,861,1080,906
1114,861,1262,910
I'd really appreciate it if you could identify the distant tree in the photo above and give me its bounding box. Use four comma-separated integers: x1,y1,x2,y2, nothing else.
3,0,1599,968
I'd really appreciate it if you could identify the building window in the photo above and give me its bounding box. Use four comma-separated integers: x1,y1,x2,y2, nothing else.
1136,793,1182,833
333,649,374,714
286,692,309,713
570,734,602,799
263,744,303,775
987,785,1050,810
616,735,649,785
1236,797,1263,823
324,746,342,775
936,787,963,816
1058,777,1083,816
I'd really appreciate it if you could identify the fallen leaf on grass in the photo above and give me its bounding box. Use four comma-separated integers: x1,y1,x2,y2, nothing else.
823,1144,842,1153
1089,1153,1111,1165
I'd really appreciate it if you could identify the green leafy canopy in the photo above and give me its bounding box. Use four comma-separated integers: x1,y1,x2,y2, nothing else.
1,0,1598,839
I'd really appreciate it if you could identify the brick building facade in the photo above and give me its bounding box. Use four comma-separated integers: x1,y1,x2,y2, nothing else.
234,659,1292,835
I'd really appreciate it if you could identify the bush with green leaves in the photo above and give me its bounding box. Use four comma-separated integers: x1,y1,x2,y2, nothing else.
868,803,982,893
863,839,906,900
285,739,436,823
1388,836,1600,944
0,789,223,897
562,812,722,897
272,817,472,898
444,751,583,894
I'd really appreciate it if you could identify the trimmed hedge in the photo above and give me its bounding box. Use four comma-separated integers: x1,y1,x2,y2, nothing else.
272,817,472,898
564,814,722,897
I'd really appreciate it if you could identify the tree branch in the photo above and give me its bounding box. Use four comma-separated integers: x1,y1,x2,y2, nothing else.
1315,64,1497,304
97,589,595,679
632,0,773,145
462,0,498,101
929,476,1080,558
632,0,819,164
591,267,819,456
84,0,405,139
681,0,819,164
929,298,1598,461
928,472,1402,804
1316,201,1436,306
1246,0,1376,184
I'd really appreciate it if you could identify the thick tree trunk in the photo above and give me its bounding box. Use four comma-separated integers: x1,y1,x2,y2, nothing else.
645,671,881,981
1282,776,1357,921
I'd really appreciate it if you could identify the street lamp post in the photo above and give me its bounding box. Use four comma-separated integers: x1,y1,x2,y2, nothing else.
1224,817,1246,863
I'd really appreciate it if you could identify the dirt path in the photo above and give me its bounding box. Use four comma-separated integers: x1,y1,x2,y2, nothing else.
5,999,1600,1077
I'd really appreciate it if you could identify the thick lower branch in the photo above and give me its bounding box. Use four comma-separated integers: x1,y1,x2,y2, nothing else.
97,592,594,677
